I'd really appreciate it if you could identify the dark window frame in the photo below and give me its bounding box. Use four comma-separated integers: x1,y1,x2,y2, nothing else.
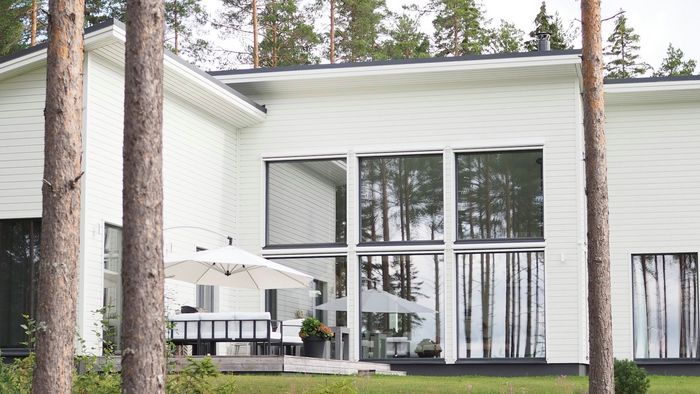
0,218,41,351
265,158,348,249
357,153,445,245
631,252,700,361
357,252,446,361
454,149,545,243
454,250,547,361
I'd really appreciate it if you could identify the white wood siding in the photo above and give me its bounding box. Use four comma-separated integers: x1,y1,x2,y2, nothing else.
606,101,700,360
78,53,247,353
232,76,585,364
0,67,45,219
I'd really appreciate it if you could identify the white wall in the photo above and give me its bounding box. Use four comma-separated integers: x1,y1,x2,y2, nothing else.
0,66,45,219
230,75,585,364
78,52,247,353
606,100,700,360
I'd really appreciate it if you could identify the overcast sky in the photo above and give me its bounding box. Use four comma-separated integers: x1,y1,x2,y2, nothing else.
202,0,700,71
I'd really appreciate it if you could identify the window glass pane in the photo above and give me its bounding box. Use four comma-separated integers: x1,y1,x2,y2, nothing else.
457,251,545,358
103,225,122,353
360,254,444,359
267,160,347,245
197,285,216,312
633,253,699,359
266,257,347,327
0,219,40,349
360,155,443,242
456,151,543,240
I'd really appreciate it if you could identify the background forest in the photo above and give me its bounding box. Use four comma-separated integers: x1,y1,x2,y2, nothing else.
1,0,697,77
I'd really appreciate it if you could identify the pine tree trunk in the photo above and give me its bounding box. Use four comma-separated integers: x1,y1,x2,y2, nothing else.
252,0,259,68
329,0,335,63
121,0,166,391
582,0,614,391
32,0,84,391
31,0,38,46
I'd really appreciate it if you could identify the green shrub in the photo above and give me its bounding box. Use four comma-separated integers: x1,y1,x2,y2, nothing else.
614,359,650,394
167,356,229,394
306,379,357,394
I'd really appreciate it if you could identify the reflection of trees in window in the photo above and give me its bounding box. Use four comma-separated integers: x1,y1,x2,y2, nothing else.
360,155,444,243
457,252,545,358
0,219,41,349
456,151,543,240
633,253,698,359
360,254,443,359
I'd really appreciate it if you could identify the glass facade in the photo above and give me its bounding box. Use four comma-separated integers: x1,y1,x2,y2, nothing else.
0,219,40,349
266,257,348,327
456,151,543,240
457,251,545,358
633,253,699,359
103,225,122,353
266,159,347,246
360,254,444,359
359,155,443,243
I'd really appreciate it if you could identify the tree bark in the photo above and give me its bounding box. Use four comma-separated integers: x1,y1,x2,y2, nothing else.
121,0,166,391
252,0,259,68
32,0,84,391
31,0,38,46
329,0,335,63
582,0,614,391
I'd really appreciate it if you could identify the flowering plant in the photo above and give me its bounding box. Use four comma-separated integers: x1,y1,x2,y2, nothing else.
298,317,334,340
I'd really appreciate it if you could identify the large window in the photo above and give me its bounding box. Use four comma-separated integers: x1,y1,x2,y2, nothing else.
360,254,444,359
456,150,543,240
265,257,347,327
633,253,699,359
103,225,122,353
359,155,443,243
457,251,545,358
266,159,347,246
0,219,40,349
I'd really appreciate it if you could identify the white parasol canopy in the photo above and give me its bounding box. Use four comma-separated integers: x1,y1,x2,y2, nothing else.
315,288,435,314
164,245,313,289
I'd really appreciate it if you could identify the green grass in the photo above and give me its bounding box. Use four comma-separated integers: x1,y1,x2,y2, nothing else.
211,374,700,393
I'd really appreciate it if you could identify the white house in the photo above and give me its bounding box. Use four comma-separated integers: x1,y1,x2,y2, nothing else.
1,20,699,375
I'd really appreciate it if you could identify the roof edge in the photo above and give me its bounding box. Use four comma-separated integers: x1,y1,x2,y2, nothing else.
605,74,700,84
209,49,583,76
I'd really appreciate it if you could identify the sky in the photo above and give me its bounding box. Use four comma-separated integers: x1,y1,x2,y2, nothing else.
201,0,700,71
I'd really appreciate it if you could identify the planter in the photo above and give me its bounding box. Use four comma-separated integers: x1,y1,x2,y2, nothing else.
302,336,327,358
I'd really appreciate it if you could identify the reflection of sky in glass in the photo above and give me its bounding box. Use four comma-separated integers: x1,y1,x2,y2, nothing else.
360,254,444,358
359,155,444,242
633,254,698,359
457,252,546,358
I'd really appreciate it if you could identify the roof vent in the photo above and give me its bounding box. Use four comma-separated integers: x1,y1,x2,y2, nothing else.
537,32,551,52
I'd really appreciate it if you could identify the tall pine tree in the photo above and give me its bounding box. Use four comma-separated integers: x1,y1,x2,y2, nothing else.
653,43,697,77
525,1,573,51
604,13,648,79
382,13,430,59
488,20,524,54
429,0,489,56
258,0,320,67
335,0,388,62
84,0,126,26
164,0,208,57
0,0,31,56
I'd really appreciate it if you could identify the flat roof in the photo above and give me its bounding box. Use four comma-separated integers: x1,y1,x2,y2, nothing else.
209,49,583,76
604,74,700,84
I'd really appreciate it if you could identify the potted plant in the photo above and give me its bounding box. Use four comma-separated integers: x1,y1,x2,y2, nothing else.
299,317,334,358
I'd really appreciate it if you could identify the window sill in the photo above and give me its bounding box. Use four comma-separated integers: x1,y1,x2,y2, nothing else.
635,358,700,364
361,358,446,364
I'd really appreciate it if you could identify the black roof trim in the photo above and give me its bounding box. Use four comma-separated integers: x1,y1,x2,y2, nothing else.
0,19,266,115
0,19,116,66
208,49,583,76
605,74,700,84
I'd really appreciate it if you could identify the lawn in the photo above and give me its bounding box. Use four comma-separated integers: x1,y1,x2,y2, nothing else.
212,374,700,393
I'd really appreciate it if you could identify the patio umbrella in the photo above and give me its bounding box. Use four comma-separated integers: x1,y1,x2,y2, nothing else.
164,245,313,289
315,288,435,314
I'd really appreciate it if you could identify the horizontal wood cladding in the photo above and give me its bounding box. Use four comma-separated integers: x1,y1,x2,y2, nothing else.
606,101,700,360
233,77,584,364
0,67,45,219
